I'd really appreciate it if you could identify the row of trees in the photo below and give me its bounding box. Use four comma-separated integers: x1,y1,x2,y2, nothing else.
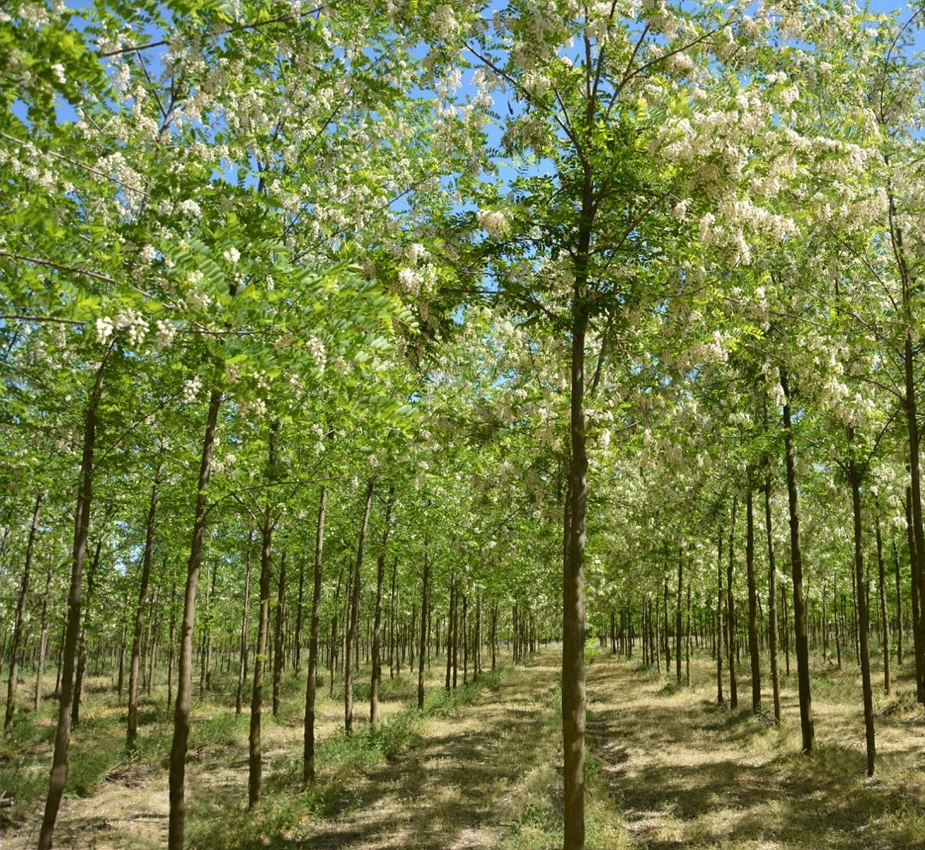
5,1,925,848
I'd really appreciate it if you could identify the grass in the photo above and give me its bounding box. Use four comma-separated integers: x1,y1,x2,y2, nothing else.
8,645,925,850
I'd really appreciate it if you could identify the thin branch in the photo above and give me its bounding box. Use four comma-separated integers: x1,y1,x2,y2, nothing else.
0,251,118,285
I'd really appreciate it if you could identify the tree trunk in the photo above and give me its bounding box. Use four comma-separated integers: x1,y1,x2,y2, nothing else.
38,358,106,850
417,553,431,711
906,487,925,700
272,551,287,717
780,370,814,753
5,492,42,733
303,486,327,784
893,538,904,666
876,514,890,694
675,548,683,683
72,536,102,727
128,454,163,749
746,486,761,713
727,496,738,709
294,551,306,676
563,289,589,850
371,485,394,726
167,386,222,850
904,331,925,703
345,480,374,734
35,560,53,711
764,472,781,723
848,433,876,776
249,509,275,809
388,556,398,679
717,526,724,705
236,532,254,715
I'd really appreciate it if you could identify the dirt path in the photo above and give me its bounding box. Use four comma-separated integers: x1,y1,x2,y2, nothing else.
302,652,562,850
586,655,925,850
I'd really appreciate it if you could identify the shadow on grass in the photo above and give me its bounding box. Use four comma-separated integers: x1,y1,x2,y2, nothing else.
587,655,925,850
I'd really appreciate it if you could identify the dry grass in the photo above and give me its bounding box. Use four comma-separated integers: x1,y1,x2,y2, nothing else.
5,647,925,850
587,651,925,850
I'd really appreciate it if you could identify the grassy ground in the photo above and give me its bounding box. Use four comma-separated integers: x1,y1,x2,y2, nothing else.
4,646,925,849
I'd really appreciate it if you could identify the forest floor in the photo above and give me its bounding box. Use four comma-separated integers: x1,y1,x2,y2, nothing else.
4,646,925,849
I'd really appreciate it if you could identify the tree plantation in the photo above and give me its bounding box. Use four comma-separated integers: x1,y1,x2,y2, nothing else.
5,1,925,849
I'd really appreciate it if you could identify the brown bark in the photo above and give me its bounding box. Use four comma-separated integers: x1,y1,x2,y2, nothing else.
34,560,53,711
848,433,876,776
563,294,588,850
717,526,724,705
764,472,781,723
746,486,761,713
780,371,814,753
236,532,253,715
345,480,374,734
167,386,222,850
127,454,163,749
38,357,107,850
249,510,274,809
5,492,42,733
272,552,287,717
417,553,431,711
727,496,738,709
371,485,394,726
876,514,891,694
675,548,683,683
303,486,327,784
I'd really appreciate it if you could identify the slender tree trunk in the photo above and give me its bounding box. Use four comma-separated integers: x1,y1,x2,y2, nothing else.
236,532,254,715
5,492,42,733
128,455,163,749
904,328,925,703
746,486,761,713
249,510,274,809
388,556,398,679
893,538,904,666
685,582,692,687
304,486,327,784
848,434,876,777
717,526,725,705
417,553,431,711
371,486,394,726
272,552,287,717
167,387,222,850
72,536,102,727
765,472,781,724
675,548,683,683
39,358,108,850
876,514,891,694
294,552,306,676
727,496,738,709
780,371,814,753
907,487,925,701
345,480,374,734
35,560,53,712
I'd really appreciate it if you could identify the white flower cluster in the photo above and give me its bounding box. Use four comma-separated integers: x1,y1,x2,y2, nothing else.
116,309,149,346
155,319,176,347
96,316,114,345
406,242,429,264
306,337,326,373
428,5,459,41
177,199,202,217
182,376,202,403
398,267,422,295
477,209,508,237
139,245,158,265
223,246,240,264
